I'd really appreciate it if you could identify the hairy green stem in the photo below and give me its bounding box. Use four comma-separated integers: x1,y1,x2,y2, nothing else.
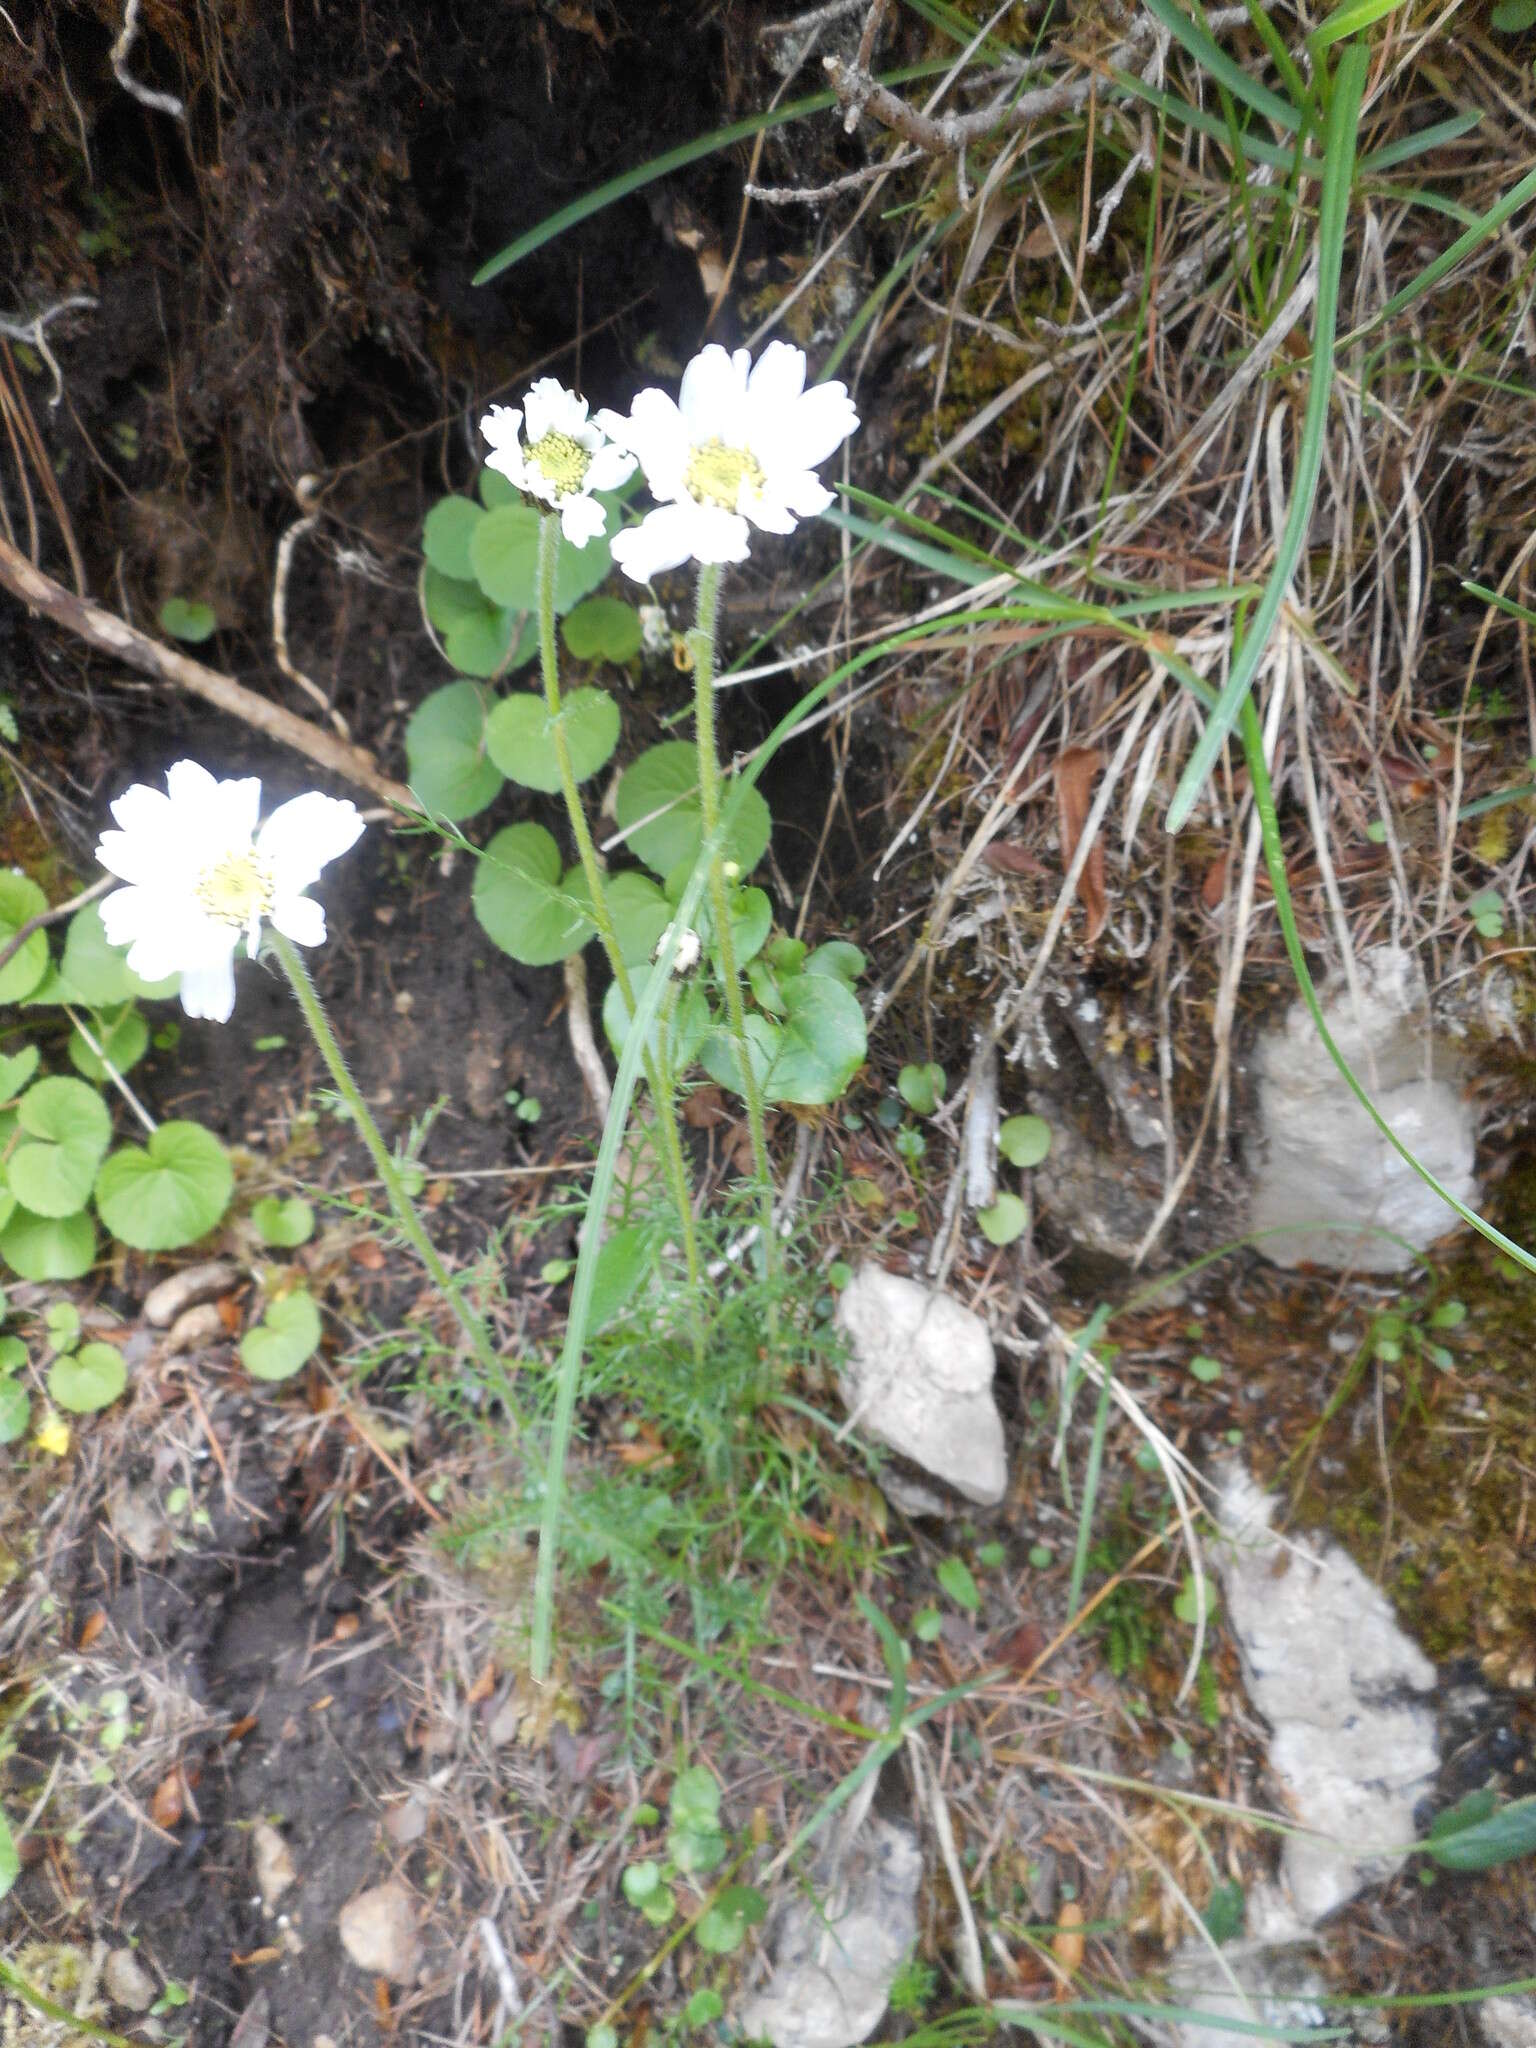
271,929,515,1421
535,516,705,1354
690,560,778,1290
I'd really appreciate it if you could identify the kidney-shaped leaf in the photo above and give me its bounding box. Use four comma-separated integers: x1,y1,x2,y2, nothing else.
614,743,771,879
422,495,485,580
49,1342,127,1414
761,974,866,1106
562,596,642,663
241,1289,323,1382
0,872,49,1003
485,687,619,792
95,1120,233,1251
405,682,505,820
8,1078,112,1218
0,1206,96,1281
472,823,589,965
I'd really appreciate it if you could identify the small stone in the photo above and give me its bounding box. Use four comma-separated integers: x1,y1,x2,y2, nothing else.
382,1796,430,1846
167,1301,227,1352
835,1266,1006,1506
104,1948,157,2012
144,1260,242,1328
1482,1996,1536,2048
337,1881,421,1983
252,1822,297,1908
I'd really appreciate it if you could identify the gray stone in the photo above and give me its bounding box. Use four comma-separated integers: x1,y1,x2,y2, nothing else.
835,1267,1006,1507
737,1814,922,2048
1248,945,1478,1272
337,1881,421,1983
1213,1469,1438,1921
1165,1933,1328,2048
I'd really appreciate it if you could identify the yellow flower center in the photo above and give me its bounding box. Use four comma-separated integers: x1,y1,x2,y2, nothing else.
528,430,591,498
195,852,274,929
685,438,764,512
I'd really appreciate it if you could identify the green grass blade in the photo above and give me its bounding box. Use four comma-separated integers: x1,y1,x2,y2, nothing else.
1110,71,1322,171
1310,0,1408,52
1166,43,1367,833
1360,162,1536,334
1241,0,1313,112
1464,578,1536,627
1359,107,1482,172
472,63,947,285
1139,0,1304,133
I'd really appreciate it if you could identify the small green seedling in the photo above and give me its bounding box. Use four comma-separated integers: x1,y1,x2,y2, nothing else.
897,1062,946,1116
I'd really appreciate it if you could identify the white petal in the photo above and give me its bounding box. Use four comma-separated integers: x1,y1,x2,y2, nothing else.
610,504,711,582
98,884,159,946
560,494,608,548
775,469,836,520
257,792,364,895
484,443,531,491
684,503,752,565
480,404,523,454
742,484,798,536
96,824,178,887
108,780,173,841
678,345,749,443
746,340,808,410
124,904,230,982
164,759,220,809
272,893,326,947
755,382,859,475
586,444,637,494
524,468,560,508
604,389,689,500
525,377,586,443
179,954,239,1023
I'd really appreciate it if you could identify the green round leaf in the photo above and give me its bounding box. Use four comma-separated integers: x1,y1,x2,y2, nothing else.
422,496,486,580
48,1342,126,1414
469,502,542,609
0,872,49,1003
477,465,518,510
761,973,866,1106
0,1377,29,1444
94,1120,233,1251
444,606,521,680
700,1013,781,1097
898,1062,946,1116
804,940,866,987
157,597,217,643
485,687,620,791
0,1207,96,1281
603,969,711,1071
251,1195,315,1248
240,1289,322,1382
0,1336,25,1373
567,869,669,968
0,1047,40,1101
561,596,642,663
695,1884,767,1955
1190,1354,1223,1383
614,743,772,879
977,1191,1028,1246
422,565,490,634
999,1114,1052,1169
68,1008,149,1083
9,1078,112,1218
404,682,504,821
1492,0,1536,29
472,823,589,965
937,1555,981,1610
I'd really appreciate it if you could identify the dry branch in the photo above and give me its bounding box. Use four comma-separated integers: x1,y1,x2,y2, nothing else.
0,536,419,811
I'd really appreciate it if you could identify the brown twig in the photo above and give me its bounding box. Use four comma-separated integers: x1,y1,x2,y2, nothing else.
0,535,419,811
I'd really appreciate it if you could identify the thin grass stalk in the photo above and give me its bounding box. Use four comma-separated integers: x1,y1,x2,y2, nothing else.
1166,40,1367,831
270,930,514,1414
690,561,779,1293
528,869,711,1682
533,514,705,1359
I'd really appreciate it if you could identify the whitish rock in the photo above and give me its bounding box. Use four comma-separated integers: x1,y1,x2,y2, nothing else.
104,1948,157,2012
737,1814,922,2048
1483,1996,1536,2047
337,1881,421,1983
166,1301,227,1352
1165,1933,1328,2048
252,1821,297,1908
143,1260,241,1327
1214,1469,1438,1921
835,1267,1006,1507
1248,944,1477,1272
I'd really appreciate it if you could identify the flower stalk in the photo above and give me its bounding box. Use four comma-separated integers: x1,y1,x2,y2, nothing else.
270,928,517,1424
534,515,706,1356
689,561,778,1291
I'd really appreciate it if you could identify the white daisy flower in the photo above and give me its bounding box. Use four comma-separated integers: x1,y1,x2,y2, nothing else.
96,760,364,1023
596,341,859,583
480,378,636,549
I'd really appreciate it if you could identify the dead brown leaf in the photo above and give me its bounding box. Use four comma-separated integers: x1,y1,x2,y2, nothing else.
1053,746,1107,943
77,1609,107,1651
982,841,1048,878
149,1766,186,1830
1052,1899,1085,1977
